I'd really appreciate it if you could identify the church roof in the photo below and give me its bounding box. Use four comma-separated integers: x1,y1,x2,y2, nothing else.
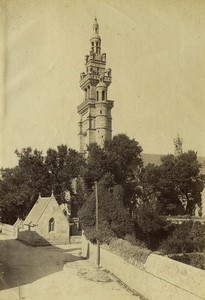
25,195,53,226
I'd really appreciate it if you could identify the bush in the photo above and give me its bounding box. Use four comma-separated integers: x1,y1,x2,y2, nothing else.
83,224,117,245
169,253,205,270
79,175,133,242
124,233,147,248
134,201,172,250
108,239,151,266
160,221,205,254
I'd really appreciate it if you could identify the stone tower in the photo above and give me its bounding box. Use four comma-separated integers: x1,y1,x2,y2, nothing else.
174,134,183,155
77,18,114,154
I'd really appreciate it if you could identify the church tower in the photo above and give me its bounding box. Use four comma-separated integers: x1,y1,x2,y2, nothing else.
77,18,114,153
174,134,183,155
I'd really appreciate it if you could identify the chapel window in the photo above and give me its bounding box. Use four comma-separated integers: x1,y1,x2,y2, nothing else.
49,217,55,232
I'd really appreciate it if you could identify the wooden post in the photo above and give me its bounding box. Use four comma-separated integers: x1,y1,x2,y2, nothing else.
95,181,100,266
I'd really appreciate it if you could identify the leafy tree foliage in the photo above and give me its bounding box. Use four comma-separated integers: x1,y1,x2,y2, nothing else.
79,173,133,243
84,143,107,189
45,145,86,203
160,221,205,254
140,151,204,216
104,134,143,185
71,176,87,216
133,200,172,250
0,145,85,224
84,134,143,211
0,148,49,223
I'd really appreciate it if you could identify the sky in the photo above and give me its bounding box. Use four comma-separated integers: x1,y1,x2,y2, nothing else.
0,0,205,168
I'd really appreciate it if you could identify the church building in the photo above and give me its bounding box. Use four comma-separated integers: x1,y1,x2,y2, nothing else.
77,18,114,153
18,193,70,245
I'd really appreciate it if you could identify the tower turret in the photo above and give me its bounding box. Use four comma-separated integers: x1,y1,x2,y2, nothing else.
77,19,114,154
90,17,101,55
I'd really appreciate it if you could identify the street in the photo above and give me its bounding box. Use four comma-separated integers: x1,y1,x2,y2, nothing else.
0,235,140,300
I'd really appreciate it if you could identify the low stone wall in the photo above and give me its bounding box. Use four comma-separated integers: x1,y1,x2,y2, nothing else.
0,223,15,237
18,230,70,246
82,236,205,300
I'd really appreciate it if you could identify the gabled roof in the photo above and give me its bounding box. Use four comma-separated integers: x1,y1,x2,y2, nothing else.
25,195,54,226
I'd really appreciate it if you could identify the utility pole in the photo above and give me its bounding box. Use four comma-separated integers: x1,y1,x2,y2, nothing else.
95,181,100,266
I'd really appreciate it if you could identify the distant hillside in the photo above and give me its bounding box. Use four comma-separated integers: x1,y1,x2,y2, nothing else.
141,153,205,175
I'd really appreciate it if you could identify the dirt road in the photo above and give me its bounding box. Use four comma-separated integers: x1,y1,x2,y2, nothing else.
0,235,140,300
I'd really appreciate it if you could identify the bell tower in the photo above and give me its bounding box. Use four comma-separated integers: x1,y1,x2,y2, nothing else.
77,18,114,153
174,134,183,155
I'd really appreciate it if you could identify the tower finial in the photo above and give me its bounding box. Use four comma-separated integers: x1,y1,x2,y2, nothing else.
93,17,99,36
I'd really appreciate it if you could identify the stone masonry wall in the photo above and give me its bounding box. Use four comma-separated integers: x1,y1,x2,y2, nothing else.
0,223,15,237
82,236,205,300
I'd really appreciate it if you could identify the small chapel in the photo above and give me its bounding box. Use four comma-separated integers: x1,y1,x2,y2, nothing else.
18,193,70,245
77,18,114,153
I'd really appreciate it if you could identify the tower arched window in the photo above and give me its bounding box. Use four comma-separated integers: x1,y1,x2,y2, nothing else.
97,91,99,101
49,217,55,232
102,90,105,101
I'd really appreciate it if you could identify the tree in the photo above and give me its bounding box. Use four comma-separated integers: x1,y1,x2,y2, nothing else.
71,176,87,217
83,143,107,189
104,134,142,185
104,134,143,212
160,220,205,254
79,173,133,243
84,134,143,212
45,145,86,203
140,151,204,216
0,145,86,224
0,148,48,223
134,200,171,250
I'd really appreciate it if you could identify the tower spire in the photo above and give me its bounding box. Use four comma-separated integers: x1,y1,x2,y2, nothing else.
90,17,101,55
93,17,99,36
77,19,114,154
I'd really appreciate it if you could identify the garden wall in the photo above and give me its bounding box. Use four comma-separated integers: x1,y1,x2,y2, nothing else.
17,230,70,246
82,236,205,300
0,223,16,237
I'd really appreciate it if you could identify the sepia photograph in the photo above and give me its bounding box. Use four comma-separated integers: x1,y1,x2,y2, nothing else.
0,0,205,299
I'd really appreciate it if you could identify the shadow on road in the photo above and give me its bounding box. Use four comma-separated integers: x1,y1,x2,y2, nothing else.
0,235,82,291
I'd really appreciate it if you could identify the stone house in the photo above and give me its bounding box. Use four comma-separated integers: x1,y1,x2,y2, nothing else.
18,193,70,245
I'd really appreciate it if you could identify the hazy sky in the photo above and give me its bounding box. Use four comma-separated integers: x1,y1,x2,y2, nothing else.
0,0,205,168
